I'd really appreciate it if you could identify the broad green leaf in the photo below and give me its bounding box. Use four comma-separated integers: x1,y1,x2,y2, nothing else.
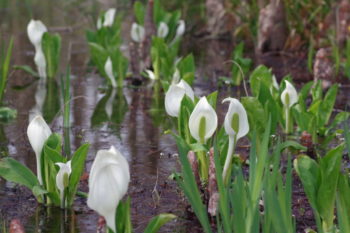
115,197,132,233
294,155,320,209
144,213,176,233
319,84,338,127
32,185,48,197
133,1,145,25
88,42,109,77
249,65,272,97
337,174,350,233
241,96,266,137
177,54,195,86
67,143,90,206
42,32,61,79
0,157,39,189
317,144,344,227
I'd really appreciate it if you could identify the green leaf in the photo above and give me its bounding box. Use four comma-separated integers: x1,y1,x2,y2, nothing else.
0,157,39,189
67,143,90,206
189,143,207,152
206,91,218,109
177,54,195,86
279,140,307,151
133,1,145,25
13,65,39,78
317,144,344,228
42,32,61,79
115,197,133,233
0,37,13,102
249,65,272,97
32,185,48,197
241,96,266,137
294,155,320,209
337,174,350,233
88,42,108,77
144,213,176,233
173,134,213,233
318,84,338,127
0,107,17,123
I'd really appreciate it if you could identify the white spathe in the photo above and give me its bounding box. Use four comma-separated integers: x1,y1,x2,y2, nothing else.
165,80,194,117
175,20,185,38
104,57,117,88
222,98,249,180
55,160,72,203
27,115,52,185
145,69,156,80
157,22,169,38
27,19,48,78
103,8,116,27
87,146,130,233
105,88,117,119
27,20,47,48
189,96,218,142
172,69,180,84
272,75,279,89
131,23,145,43
222,97,249,140
281,80,298,108
34,48,47,79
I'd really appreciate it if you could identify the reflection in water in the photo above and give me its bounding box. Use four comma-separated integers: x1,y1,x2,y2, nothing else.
29,78,46,121
27,206,79,233
43,79,61,124
1,0,198,232
91,87,128,131
0,125,9,157
148,81,172,129
29,78,60,124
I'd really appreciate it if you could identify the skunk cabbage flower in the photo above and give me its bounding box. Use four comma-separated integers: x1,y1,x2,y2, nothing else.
145,69,156,80
222,98,249,140
157,22,169,38
222,98,249,180
55,161,72,206
27,115,52,184
103,8,116,27
27,19,47,78
172,69,180,84
87,146,130,233
281,80,298,134
281,80,298,108
97,18,102,29
175,20,185,38
272,75,279,90
27,20,47,48
189,97,218,143
165,80,194,117
104,57,117,88
131,23,145,43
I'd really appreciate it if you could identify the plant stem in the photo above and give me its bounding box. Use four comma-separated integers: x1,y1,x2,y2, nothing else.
223,135,236,184
285,107,291,134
